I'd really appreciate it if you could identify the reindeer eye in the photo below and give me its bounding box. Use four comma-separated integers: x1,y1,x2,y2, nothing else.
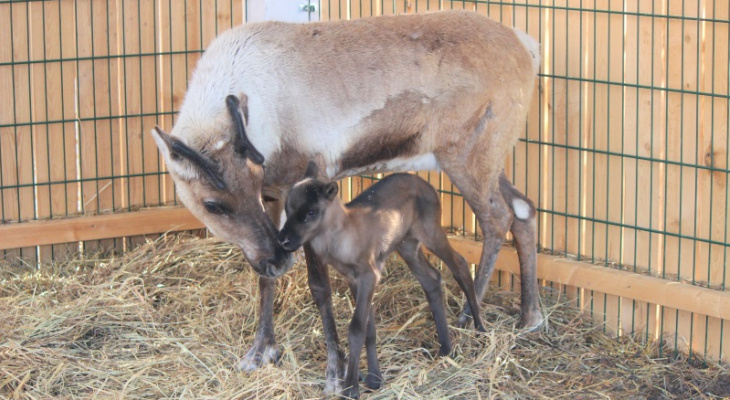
203,201,230,215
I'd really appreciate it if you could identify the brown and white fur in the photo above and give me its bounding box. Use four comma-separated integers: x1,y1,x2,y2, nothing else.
279,163,486,398
150,10,543,392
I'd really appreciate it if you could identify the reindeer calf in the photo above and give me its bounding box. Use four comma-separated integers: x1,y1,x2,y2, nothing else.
278,163,486,399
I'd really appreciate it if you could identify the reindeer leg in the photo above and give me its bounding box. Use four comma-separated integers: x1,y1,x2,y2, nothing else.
499,174,543,330
438,157,543,330
237,192,287,371
236,276,282,371
450,170,544,330
452,184,513,329
342,271,376,400
304,244,345,395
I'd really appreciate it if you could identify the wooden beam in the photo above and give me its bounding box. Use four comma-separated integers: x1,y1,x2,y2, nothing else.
448,237,730,322
0,207,204,250
3,210,728,323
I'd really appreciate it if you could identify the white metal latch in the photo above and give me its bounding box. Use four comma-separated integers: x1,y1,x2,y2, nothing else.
299,2,317,12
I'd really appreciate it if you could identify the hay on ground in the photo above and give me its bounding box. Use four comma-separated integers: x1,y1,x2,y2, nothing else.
1,233,729,399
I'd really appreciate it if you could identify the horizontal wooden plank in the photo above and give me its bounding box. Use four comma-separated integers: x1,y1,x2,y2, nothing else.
0,207,204,250
2,208,727,323
449,237,730,322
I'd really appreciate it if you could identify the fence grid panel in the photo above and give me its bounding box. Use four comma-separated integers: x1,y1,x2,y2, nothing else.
0,0,728,361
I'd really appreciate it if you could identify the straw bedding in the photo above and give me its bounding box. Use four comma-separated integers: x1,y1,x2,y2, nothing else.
1,233,729,399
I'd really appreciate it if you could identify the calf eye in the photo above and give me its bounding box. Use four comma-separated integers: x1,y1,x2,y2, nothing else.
304,209,317,222
203,201,230,215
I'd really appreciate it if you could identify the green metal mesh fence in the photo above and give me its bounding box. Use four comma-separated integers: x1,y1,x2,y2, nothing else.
1,0,729,360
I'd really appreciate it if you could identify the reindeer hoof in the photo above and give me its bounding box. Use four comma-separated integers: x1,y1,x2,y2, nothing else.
324,376,342,396
341,385,360,399
236,344,282,372
519,310,544,332
324,360,344,395
364,373,383,390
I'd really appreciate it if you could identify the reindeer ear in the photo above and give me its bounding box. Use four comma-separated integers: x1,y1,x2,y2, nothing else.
151,126,191,174
226,94,265,165
323,182,339,200
151,126,176,161
151,126,227,190
304,160,319,179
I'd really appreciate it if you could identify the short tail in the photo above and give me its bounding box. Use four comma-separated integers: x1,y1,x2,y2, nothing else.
513,28,541,76
499,172,536,220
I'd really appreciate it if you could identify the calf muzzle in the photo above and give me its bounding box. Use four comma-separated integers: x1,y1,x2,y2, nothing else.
277,230,302,253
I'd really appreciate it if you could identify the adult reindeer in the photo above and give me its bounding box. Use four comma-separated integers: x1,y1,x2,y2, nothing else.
151,9,542,395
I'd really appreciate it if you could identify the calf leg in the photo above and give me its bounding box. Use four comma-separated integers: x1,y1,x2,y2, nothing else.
424,230,487,332
397,240,452,357
342,272,377,400
349,282,383,391
304,244,346,395
364,306,383,390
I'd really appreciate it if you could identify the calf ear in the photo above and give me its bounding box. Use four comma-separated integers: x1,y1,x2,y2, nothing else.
226,94,265,165
151,126,227,190
324,182,339,200
304,160,319,179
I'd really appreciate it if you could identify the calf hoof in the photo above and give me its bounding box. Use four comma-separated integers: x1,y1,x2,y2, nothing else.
236,343,282,372
341,385,360,399
519,309,544,332
455,313,472,329
364,372,383,390
437,344,452,358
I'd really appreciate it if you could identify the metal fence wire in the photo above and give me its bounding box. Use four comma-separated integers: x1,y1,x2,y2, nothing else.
1,0,728,361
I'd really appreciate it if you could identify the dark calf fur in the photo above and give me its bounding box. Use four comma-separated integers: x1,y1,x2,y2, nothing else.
278,163,486,399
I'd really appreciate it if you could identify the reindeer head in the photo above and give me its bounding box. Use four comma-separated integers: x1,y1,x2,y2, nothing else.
151,95,293,278
278,162,339,252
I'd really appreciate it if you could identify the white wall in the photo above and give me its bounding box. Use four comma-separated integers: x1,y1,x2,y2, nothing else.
247,0,319,22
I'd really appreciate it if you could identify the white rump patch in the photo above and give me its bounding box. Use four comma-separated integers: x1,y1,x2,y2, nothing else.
513,28,541,75
336,153,439,178
512,198,531,220
382,153,439,172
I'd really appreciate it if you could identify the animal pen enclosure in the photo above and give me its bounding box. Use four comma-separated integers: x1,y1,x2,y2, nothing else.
0,0,728,369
